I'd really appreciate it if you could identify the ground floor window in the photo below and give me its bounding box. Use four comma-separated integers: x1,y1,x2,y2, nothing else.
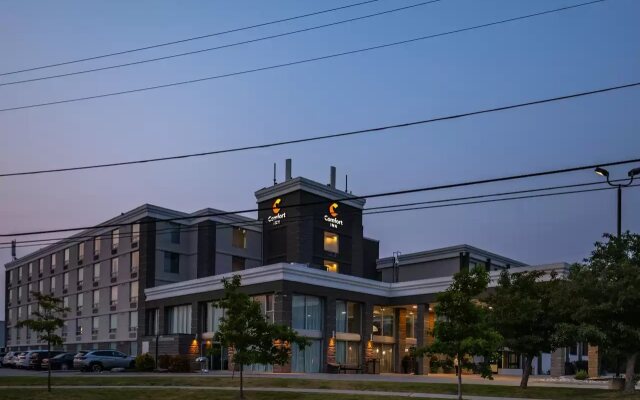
336,340,360,366
245,363,273,373
374,343,395,372
292,339,321,373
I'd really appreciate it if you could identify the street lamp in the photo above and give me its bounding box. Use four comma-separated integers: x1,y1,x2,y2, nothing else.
594,166,640,236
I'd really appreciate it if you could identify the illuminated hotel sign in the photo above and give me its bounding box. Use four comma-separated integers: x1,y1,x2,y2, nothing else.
268,198,286,225
324,202,344,229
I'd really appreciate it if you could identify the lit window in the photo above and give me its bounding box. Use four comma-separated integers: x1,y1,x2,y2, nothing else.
93,290,100,308
51,254,56,270
372,306,395,337
323,232,339,253
94,236,101,258
64,248,70,266
110,286,118,306
112,229,120,251
63,272,69,290
111,258,119,279
129,311,138,332
78,242,85,261
39,259,44,275
131,223,140,245
232,228,247,249
167,305,192,334
324,261,339,273
130,281,138,303
28,263,33,279
77,267,84,286
131,252,139,275
76,319,83,335
93,264,100,282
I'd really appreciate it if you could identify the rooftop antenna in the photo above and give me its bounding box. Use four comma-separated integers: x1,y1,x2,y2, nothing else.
345,174,348,193
11,239,17,260
273,163,277,186
392,251,401,283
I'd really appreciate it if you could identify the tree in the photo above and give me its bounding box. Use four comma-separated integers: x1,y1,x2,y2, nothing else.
214,275,309,399
17,292,69,392
558,233,640,392
416,267,502,400
487,270,562,388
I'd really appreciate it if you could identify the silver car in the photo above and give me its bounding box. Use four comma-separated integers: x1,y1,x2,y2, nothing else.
74,350,135,372
2,352,19,368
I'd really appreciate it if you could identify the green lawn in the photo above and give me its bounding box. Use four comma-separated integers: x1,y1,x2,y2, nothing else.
0,376,638,400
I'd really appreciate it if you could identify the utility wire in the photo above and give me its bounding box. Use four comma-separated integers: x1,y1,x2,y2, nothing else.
3,182,638,252
1,177,630,247
0,0,606,113
1,156,639,238
2,81,638,178
0,1,443,87
0,0,383,77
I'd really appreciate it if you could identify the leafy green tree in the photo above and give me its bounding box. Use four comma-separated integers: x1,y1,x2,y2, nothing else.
214,275,309,399
557,233,640,391
417,267,502,400
17,292,69,392
487,270,563,388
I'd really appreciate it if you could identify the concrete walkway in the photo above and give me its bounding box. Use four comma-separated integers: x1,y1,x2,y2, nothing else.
0,385,547,400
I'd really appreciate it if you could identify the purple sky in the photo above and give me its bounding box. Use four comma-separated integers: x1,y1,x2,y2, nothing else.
1,0,639,319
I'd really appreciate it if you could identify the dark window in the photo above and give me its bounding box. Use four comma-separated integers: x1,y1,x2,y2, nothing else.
163,252,180,274
169,224,181,244
232,256,246,272
266,226,287,258
570,343,578,356
581,342,589,356
146,309,159,336
232,228,247,249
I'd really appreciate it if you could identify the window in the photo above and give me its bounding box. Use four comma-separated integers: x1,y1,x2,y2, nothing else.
163,252,180,274
77,267,84,287
324,232,339,253
50,276,56,293
92,316,99,334
38,280,44,293
76,319,83,335
249,294,275,323
324,260,339,273
109,314,117,333
78,242,85,261
17,286,23,302
9,269,14,285
27,304,32,318
62,320,69,337
64,248,70,266
111,258,119,279
232,228,247,249
77,293,84,311
18,267,23,282
93,290,100,309
39,259,44,275
28,283,33,300
131,223,140,246
570,343,578,356
146,309,159,336
292,339,321,373
373,306,395,337
131,251,139,275
406,310,417,339
292,295,322,331
129,311,138,332
63,296,69,309
110,286,118,306
17,306,23,319
28,263,33,279
336,341,360,366
581,342,589,357
51,254,57,271
94,236,101,258
373,343,394,372
206,303,225,332
336,301,361,334
93,264,100,282
167,305,192,334
8,288,13,305
111,229,120,251
169,223,181,244
63,272,69,290
130,281,138,304
232,256,246,272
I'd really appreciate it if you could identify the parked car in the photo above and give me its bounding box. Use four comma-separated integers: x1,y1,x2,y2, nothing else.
14,352,29,369
42,353,75,371
29,350,64,370
74,350,135,372
2,352,19,368
0,352,6,367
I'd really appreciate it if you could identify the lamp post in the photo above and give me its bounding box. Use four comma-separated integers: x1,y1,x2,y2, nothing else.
594,167,640,236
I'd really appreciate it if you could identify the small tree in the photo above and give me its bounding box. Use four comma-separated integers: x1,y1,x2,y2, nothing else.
417,267,502,400
18,292,69,392
214,275,309,399
558,233,640,392
487,270,562,388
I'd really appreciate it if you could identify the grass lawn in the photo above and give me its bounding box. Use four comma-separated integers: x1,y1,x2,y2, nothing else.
0,376,639,399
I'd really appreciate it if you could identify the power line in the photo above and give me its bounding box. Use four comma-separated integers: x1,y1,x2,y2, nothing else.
3,182,638,252
0,0,606,113
2,81,638,179
1,156,639,238
0,1,443,87
0,0,383,77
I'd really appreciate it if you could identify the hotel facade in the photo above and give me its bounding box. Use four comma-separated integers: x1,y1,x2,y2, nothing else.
4,162,583,376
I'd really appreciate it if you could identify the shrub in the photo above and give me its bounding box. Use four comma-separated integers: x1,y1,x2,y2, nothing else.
575,360,589,372
157,354,172,370
575,369,589,380
168,355,192,373
429,356,440,373
135,353,155,372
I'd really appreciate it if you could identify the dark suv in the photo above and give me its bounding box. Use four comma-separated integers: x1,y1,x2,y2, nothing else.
74,350,135,372
27,350,64,370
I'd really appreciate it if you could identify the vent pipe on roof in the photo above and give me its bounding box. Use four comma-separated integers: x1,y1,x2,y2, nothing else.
330,166,336,189
285,159,292,181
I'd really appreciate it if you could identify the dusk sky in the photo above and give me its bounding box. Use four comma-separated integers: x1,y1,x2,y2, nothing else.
1,0,639,318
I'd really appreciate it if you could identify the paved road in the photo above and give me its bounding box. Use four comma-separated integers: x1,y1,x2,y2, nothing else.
0,385,547,400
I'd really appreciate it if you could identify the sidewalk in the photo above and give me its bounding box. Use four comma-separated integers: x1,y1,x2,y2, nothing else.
0,385,548,400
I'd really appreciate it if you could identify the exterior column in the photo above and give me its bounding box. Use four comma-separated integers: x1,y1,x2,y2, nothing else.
550,348,566,377
415,304,428,375
324,297,337,370
273,292,292,373
588,345,599,377
361,302,374,372
397,308,407,373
